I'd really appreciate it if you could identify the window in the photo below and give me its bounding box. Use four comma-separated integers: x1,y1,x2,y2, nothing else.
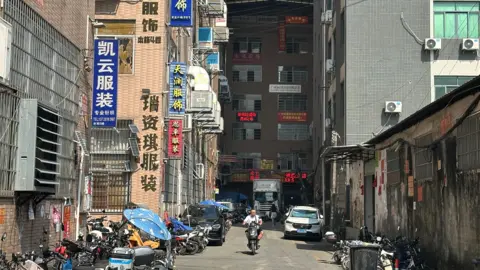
286,37,308,54
232,123,261,140
277,124,309,140
434,76,475,99
332,94,336,125
96,20,136,74
414,134,433,181
386,149,400,185
434,2,480,38
232,65,262,82
278,94,307,111
277,153,308,170
232,123,262,140
278,66,308,83
233,37,262,53
232,152,261,169
232,94,262,111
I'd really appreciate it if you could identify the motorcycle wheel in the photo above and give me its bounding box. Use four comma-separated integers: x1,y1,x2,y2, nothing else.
186,242,199,255
333,253,341,264
177,246,187,256
250,241,256,255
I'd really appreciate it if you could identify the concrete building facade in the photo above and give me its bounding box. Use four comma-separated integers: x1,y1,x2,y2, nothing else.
219,1,313,206
0,0,94,252
313,0,480,227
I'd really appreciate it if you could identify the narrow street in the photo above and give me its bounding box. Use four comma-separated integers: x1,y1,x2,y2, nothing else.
176,222,340,270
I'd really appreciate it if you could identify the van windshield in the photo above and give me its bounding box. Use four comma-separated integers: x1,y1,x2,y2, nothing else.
184,205,219,221
254,192,278,203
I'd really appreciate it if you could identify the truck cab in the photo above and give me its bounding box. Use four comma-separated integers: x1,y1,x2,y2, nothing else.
253,179,283,218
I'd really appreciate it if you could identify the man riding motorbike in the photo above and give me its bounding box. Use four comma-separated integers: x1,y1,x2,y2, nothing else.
242,209,263,247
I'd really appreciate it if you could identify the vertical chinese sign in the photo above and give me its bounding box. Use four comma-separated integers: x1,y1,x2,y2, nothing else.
63,205,71,239
278,22,286,52
169,63,187,115
170,0,193,27
141,92,161,192
139,1,162,44
168,120,183,159
92,40,119,128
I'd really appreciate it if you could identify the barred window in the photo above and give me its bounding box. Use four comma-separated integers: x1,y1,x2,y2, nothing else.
386,149,400,185
286,37,308,54
232,152,261,169
278,66,308,83
414,134,433,181
277,124,309,140
232,123,261,140
232,94,262,111
233,37,262,53
232,65,262,82
278,94,307,111
457,115,480,170
277,153,308,170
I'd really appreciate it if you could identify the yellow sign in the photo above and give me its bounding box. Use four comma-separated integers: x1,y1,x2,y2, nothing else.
261,159,274,170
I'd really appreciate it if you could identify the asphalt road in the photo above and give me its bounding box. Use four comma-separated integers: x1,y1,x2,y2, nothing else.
175,222,341,270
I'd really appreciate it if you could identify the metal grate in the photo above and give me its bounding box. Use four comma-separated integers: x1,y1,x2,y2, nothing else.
456,115,479,171
91,172,129,212
277,124,309,141
0,89,20,192
414,134,433,181
278,94,307,111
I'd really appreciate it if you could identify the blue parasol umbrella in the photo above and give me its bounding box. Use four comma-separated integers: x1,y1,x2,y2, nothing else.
123,208,172,241
199,200,229,210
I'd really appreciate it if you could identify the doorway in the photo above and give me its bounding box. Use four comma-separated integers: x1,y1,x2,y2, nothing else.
364,175,375,232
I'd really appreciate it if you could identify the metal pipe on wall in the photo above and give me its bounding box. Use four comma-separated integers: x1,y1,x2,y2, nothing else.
321,0,327,221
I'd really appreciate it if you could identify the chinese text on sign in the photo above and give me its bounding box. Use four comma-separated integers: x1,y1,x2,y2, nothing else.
169,62,187,116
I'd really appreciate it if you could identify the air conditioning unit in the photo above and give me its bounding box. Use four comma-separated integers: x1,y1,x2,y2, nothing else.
190,90,214,113
321,10,333,24
424,38,441,50
0,18,12,85
207,0,225,17
16,99,61,194
385,101,402,113
198,0,208,6
326,59,335,73
213,27,229,43
462,38,479,51
183,114,193,132
195,163,205,179
202,102,221,128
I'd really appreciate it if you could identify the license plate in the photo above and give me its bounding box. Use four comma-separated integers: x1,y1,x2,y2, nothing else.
297,229,307,233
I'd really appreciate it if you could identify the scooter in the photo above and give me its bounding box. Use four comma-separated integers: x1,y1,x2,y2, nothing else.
245,221,260,255
107,246,168,270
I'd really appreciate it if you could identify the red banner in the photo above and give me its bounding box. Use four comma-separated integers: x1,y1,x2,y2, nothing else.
236,112,258,122
285,16,308,24
278,22,286,52
63,205,71,239
277,112,307,122
167,119,183,159
232,53,261,64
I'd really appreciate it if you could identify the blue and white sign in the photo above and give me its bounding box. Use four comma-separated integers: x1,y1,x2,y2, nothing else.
206,52,219,71
92,39,119,128
170,0,193,27
198,27,213,49
168,62,187,115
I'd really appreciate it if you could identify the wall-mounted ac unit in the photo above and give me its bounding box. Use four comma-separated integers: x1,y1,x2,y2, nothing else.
190,90,214,113
213,27,229,43
321,10,333,24
424,38,441,50
183,114,193,132
0,18,12,85
326,59,335,73
207,0,225,17
202,102,221,128
195,163,205,179
16,99,61,194
462,38,479,51
385,101,402,113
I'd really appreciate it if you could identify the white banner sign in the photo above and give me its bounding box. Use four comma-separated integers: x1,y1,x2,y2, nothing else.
269,84,302,93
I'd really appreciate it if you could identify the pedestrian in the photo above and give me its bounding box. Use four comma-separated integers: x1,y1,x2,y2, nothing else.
270,203,278,227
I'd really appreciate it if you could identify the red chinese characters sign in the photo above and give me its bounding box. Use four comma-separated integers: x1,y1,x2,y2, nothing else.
167,119,183,159
63,205,71,239
249,170,260,181
236,112,258,122
277,112,307,122
285,16,308,24
284,172,308,183
278,22,286,52
232,53,261,64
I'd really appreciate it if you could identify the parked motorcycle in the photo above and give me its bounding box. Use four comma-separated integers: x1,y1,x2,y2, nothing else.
245,221,260,255
107,246,167,270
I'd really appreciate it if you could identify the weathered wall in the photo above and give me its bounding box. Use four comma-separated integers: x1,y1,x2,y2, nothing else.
373,92,480,269
347,161,364,229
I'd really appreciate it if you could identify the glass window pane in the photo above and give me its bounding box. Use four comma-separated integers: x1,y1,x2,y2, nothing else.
458,76,475,85
455,2,479,11
445,13,456,38
468,13,479,38
434,2,456,11
435,86,446,100
434,13,445,38
434,76,457,85
446,86,458,94
457,13,469,38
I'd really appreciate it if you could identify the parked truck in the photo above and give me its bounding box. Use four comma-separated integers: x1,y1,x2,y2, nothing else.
253,179,283,218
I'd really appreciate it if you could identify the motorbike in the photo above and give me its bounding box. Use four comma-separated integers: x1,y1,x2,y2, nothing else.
245,221,260,255
107,246,167,270
189,226,210,254
59,238,100,267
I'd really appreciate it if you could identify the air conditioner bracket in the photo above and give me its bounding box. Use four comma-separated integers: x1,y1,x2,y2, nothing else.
14,191,51,209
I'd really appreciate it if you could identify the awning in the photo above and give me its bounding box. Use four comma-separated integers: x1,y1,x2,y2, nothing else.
321,144,375,163
187,66,210,91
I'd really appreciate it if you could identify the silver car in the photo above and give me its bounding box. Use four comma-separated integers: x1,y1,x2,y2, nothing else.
283,206,324,240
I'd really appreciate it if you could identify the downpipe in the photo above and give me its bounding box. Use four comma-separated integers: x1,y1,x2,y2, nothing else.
75,147,84,240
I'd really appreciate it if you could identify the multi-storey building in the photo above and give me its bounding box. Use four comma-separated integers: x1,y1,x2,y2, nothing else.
219,1,313,207
0,0,93,251
313,0,480,236
93,0,226,218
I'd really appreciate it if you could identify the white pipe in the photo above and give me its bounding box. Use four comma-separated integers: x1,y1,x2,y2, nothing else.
321,0,327,220
75,148,84,239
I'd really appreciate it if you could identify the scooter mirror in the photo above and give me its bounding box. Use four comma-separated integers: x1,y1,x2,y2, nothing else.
376,236,382,242
1,232,6,241
397,226,400,231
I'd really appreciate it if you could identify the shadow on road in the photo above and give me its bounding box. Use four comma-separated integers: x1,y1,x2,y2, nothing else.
295,242,335,252
235,250,255,256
